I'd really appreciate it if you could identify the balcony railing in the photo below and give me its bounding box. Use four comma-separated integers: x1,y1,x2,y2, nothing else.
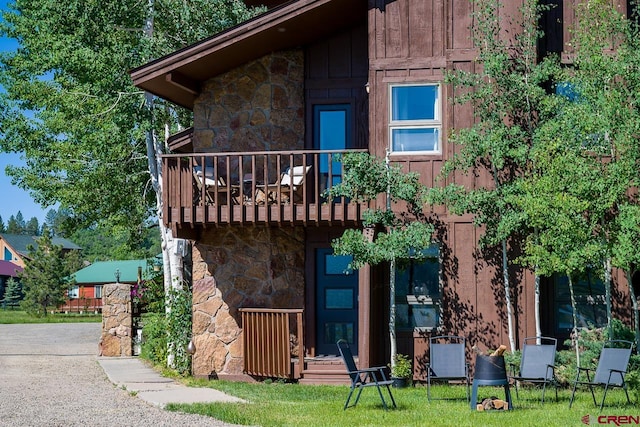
162,149,368,228
58,298,102,313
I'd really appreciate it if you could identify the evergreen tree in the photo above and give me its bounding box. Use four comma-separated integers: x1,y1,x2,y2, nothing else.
19,229,82,316
0,215,5,233
6,214,22,234
2,278,23,309
24,217,40,236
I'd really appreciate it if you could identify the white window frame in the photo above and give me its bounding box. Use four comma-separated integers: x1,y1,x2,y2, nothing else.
68,285,79,299
388,83,442,155
95,285,103,299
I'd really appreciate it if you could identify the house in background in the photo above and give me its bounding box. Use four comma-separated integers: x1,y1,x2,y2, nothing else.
65,259,154,313
130,0,636,383
0,233,81,268
0,260,23,305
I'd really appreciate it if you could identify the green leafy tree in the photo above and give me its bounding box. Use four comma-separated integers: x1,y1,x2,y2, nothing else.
512,137,602,363
0,0,264,367
503,0,640,360
0,0,264,246
611,204,640,348
0,216,6,233
70,223,160,261
428,0,560,350
326,152,435,368
19,229,83,316
1,277,23,309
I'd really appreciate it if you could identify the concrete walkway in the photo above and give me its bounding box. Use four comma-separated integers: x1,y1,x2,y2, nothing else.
98,357,245,408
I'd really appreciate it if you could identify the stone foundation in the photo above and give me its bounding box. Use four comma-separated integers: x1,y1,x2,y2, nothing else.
191,226,305,378
100,283,132,357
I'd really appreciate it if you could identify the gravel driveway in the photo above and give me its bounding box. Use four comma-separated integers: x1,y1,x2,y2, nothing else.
0,322,239,427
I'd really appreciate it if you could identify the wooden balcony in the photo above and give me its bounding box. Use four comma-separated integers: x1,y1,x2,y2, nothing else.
162,149,368,231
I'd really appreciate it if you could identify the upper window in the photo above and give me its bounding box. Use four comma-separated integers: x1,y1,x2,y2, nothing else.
389,84,441,154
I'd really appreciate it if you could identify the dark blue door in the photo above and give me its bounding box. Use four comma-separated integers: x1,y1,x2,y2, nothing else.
315,248,358,355
313,104,351,192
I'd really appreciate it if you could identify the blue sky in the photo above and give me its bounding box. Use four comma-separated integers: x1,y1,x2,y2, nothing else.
0,1,51,225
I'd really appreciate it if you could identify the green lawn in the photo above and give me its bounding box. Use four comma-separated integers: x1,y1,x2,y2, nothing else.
167,381,639,427
0,309,101,323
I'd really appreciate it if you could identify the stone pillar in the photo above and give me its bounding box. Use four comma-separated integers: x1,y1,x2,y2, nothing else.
100,283,132,357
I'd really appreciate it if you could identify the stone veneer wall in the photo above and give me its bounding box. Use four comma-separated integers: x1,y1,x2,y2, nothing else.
100,283,132,357
193,49,304,153
191,226,305,378
189,49,306,378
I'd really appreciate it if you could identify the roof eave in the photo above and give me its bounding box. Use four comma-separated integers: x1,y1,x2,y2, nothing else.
130,0,366,110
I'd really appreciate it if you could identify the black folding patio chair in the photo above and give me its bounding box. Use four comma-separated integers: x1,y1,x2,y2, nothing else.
508,336,558,403
426,335,470,402
336,339,397,410
569,340,633,411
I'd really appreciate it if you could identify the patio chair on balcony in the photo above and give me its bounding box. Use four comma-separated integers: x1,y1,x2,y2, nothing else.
337,339,397,411
569,340,633,411
426,335,470,402
257,165,311,204
193,166,235,205
508,336,558,403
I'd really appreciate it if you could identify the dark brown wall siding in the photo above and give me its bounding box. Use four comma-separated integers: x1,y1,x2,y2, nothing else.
450,0,473,50
305,24,368,150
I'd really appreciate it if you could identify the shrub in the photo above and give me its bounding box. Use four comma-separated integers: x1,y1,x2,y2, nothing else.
166,286,193,376
389,353,413,379
140,312,167,366
555,319,639,387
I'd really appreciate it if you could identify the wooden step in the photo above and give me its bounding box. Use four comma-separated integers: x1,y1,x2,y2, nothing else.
299,357,350,385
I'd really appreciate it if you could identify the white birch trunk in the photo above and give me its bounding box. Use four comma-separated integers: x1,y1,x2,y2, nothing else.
534,271,541,344
502,239,516,352
144,95,185,368
604,257,612,337
389,257,397,372
568,274,580,367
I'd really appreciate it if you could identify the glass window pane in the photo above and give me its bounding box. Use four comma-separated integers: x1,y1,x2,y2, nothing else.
392,128,439,152
396,303,410,328
412,306,439,328
318,109,347,174
325,288,354,309
325,254,353,275
557,303,607,330
412,259,440,297
324,322,354,344
392,85,438,121
68,286,79,299
396,267,410,297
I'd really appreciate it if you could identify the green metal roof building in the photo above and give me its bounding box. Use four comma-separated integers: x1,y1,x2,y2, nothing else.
72,259,154,284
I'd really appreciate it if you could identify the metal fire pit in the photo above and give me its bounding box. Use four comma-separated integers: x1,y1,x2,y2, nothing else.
470,355,513,410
